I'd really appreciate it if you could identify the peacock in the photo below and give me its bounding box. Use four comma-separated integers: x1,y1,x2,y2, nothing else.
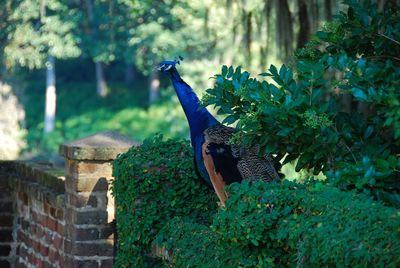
157,60,280,205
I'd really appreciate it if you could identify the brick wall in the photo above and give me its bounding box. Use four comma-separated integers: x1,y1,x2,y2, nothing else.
0,162,17,267
13,162,65,268
0,131,136,268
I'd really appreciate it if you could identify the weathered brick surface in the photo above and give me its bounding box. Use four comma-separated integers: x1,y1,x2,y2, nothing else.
66,192,98,208
0,132,134,267
66,160,113,178
66,208,108,225
65,174,110,193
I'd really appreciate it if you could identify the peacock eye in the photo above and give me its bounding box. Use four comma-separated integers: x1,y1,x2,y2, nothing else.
164,64,172,71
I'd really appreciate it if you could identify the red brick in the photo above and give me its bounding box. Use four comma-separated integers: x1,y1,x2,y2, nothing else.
49,207,57,218
37,213,46,227
66,209,108,225
48,248,57,262
47,217,57,232
67,160,112,176
33,240,40,252
36,258,43,268
65,240,113,256
66,192,97,208
43,203,50,214
53,235,63,249
55,209,64,220
43,261,52,268
45,232,52,245
31,211,38,222
28,252,34,264
58,255,64,267
30,223,36,235
65,175,109,193
40,243,49,256
36,225,44,239
56,221,65,234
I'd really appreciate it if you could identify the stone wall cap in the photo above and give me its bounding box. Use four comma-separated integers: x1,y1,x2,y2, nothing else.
59,131,138,160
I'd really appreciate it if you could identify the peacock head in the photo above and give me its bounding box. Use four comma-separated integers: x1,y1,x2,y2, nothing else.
157,56,183,72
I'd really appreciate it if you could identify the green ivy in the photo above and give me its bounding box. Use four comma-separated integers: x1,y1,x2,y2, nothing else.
158,181,400,267
112,135,217,267
202,0,400,207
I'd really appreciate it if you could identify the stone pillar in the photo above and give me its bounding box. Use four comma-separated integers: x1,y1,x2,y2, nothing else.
60,132,136,267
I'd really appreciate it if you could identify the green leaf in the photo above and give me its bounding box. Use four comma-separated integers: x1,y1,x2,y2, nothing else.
222,115,238,125
222,65,228,77
277,128,292,137
351,87,368,101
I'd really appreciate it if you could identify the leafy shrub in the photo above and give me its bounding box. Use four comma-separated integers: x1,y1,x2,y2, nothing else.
112,135,217,267
202,0,400,206
158,181,400,267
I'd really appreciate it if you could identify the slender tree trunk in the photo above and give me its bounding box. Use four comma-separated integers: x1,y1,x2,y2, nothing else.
324,0,332,21
260,0,272,69
275,0,293,60
245,12,252,66
297,0,310,49
85,0,108,97
44,55,56,133
95,62,108,97
149,71,160,104
125,63,135,84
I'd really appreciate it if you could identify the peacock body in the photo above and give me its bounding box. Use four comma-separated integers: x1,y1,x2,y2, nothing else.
157,60,280,205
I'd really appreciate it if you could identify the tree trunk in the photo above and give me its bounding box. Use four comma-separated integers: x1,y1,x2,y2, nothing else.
44,55,56,133
245,11,252,66
324,0,332,21
297,0,310,49
125,63,135,84
275,0,293,60
95,62,108,97
149,71,160,104
86,0,108,97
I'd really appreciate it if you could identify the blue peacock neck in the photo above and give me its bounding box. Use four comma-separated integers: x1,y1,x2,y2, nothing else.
168,67,219,143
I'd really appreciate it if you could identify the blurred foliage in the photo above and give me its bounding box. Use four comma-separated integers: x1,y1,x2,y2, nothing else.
4,0,80,69
0,81,26,160
0,0,343,158
22,80,189,156
202,0,400,206
112,135,217,267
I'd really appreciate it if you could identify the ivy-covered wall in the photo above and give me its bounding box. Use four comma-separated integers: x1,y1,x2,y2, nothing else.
112,136,400,267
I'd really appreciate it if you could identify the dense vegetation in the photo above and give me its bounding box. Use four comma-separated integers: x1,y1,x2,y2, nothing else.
112,136,217,267
113,137,400,267
202,0,400,206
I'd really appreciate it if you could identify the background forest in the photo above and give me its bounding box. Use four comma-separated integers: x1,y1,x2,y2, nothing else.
0,0,339,160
